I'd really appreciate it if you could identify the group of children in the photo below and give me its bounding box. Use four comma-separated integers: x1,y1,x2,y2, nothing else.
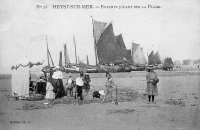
64,71,91,102
42,68,117,103
33,66,159,104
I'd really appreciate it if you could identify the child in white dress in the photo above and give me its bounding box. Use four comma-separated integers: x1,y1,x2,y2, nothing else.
45,77,55,99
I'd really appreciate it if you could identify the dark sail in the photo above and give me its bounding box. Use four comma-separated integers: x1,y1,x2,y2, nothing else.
96,23,124,64
164,57,174,65
115,34,133,62
154,51,162,64
148,51,156,65
93,20,107,44
127,49,132,56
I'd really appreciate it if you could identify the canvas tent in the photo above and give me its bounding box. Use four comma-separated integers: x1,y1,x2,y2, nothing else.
11,60,43,98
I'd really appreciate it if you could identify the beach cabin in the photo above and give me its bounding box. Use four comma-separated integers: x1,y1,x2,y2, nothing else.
11,61,43,99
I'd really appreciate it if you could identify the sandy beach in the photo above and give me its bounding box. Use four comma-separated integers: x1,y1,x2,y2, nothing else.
0,69,200,130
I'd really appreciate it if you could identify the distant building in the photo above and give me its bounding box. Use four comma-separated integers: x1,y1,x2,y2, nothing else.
194,59,200,64
183,59,194,65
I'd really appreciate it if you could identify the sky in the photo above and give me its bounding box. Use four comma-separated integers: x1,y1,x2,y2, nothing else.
0,0,200,74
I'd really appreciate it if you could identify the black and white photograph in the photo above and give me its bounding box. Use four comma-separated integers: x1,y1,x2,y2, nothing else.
0,0,200,130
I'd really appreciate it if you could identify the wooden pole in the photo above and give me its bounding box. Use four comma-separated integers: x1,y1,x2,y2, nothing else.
115,85,118,105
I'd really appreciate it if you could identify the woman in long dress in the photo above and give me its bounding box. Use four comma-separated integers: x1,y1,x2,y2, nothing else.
51,69,65,99
146,68,158,103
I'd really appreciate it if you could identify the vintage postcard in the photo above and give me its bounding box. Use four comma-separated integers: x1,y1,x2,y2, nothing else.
0,0,200,130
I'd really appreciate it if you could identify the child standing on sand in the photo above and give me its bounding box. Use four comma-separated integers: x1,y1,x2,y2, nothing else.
102,72,115,103
45,77,55,100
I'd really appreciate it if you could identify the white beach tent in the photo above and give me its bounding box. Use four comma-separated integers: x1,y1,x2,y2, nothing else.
11,59,44,99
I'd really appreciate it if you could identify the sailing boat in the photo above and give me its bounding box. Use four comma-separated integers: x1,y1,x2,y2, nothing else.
92,18,133,72
148,51,162,66
131,42,147,66
163,57,173,71
129,42,147,71
60,35,97,73
61,36,80,73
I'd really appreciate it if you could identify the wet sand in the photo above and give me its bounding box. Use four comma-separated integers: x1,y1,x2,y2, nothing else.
0,70,200,130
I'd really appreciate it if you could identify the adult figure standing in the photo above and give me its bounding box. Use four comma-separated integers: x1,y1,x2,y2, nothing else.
146,67,159,103
36,72,46,95
51,68,65,99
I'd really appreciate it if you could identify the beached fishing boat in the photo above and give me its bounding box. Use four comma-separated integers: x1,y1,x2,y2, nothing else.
60,18,149,73
92,19,132,72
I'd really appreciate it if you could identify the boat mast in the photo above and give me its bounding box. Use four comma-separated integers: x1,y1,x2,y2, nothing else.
48,49,55,67
86,55,89,65
46,35,55,67
91,16,98,66
46,35,50,66
73,35,78,64
59,51,62,67
78,56,80,64
64,44,67,67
